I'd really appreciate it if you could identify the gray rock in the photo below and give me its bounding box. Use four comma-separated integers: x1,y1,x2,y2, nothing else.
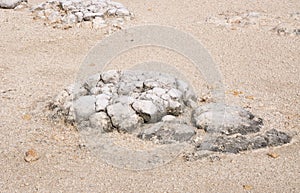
89,112,112,132
193,103,262,135
167,99,183,116
101,70,120,84
116,8,130,16
73,95,96,122
138,122,195,144
0,0,26,9
264,129,292,146
106,102,141,133
95,94,110,112
162,115,176,122
167,88,183,99
132,100,162,123
197,129,291,153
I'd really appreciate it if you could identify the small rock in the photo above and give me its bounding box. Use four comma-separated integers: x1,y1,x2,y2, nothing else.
132,100,161,123
162,115,176,122
116,8,130,16
73,96,96,122
0,0,26,9
267,152,279,159
95,94,110,112
107,102,141,133
24,149,39,163
101,70,120,84
89,112,112,132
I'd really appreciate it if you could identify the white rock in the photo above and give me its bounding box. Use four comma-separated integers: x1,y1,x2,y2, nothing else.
162,115,176,122
116,8,130,16
167,88,183,99
132,100,161,123
74,12,84,22
0,0,26,9
101,70,120,84
95,94,111,112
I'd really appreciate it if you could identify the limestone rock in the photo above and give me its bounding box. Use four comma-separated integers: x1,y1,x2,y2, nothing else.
0,0,26,9
193,103,263,135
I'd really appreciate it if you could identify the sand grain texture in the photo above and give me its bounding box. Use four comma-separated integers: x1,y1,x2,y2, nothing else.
0,0,299,192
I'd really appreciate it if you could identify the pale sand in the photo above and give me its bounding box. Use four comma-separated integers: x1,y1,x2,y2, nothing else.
0,0,299,192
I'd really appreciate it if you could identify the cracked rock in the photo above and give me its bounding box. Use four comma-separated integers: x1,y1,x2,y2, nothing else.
132,100,162,123
193,103,263,135
49,70,293,159
74,95,96,122
89,112,112,132
95,94,110,112
107,102,141,133
197,129,292,153
138,122,196,144
0,0,27,9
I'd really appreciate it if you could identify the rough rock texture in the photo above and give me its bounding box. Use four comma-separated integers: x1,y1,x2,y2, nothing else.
49,70,197,137
193,103,263,135
0,0,26,9
138,122,196,144
197,129,292,153
49,70,293,158
30,0,133,29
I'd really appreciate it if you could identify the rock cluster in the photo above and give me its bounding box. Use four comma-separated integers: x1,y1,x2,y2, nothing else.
49,70,197,143
206,11,300,36
49,70,293,158
30,0,133,29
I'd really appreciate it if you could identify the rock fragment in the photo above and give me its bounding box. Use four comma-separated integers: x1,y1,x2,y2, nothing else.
197,129,292,153
0,0,26,9
107,102,141,133
193,103,263,135
24,149,40,163
138,122,195,144
89,112,112,132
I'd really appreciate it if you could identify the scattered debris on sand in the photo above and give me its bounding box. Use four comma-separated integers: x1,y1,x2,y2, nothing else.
206,11,300,36
30,0,133,30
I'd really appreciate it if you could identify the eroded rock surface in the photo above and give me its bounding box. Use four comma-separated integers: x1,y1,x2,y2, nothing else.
49,70,293,160
0,0,26,9
49,70,197,136
193,103,263,135
197,129,292,153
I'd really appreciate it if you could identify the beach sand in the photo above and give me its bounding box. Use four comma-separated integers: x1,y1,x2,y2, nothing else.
0,0,299,192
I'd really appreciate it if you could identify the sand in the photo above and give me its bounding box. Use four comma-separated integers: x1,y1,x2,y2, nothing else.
0,0,299,192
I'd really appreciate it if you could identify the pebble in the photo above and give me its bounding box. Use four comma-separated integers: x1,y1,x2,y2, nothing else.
24,149,40,163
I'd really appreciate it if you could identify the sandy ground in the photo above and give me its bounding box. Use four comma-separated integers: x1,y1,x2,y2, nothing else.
0,0,299,192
